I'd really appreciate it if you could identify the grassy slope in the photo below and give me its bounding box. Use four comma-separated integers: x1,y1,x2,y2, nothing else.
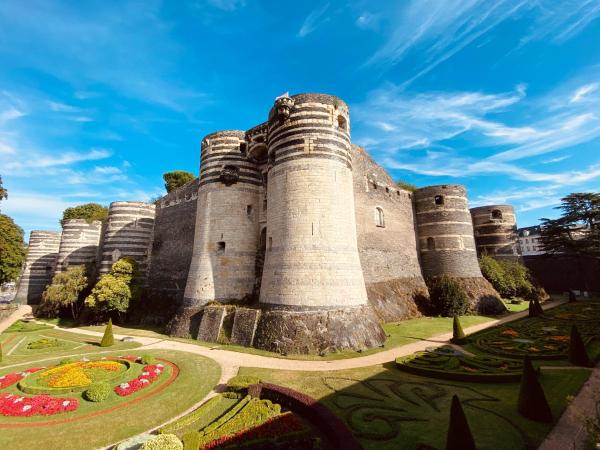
238,364,590,450
0,348,220,450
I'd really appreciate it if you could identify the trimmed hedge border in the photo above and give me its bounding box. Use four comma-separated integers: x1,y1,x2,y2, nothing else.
160,395,224,435
18,359,132,395
248,383,361,450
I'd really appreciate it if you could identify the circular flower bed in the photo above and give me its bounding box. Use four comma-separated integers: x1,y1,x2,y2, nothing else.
0,393,78,417
115,364,164,396
0,368,43,389
19,359,130,394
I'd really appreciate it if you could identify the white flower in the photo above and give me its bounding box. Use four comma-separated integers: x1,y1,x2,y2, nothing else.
0,376,5,380
62,400,70,407
120,383,129,389
141,379,149,384
154,369,161,374
14,397,24,403
142,372,149,376
82,357,89,362
156,364,164,368
22,405,32,412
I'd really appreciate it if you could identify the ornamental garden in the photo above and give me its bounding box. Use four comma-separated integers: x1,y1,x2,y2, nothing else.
1,295,599,449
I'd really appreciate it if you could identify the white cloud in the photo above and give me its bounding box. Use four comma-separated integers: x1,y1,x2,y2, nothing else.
542,155,571,164
570,83,599,103
47,101,80,113
4,149,111,171
298,3,330,37
206,0,246,11
356,12,380,30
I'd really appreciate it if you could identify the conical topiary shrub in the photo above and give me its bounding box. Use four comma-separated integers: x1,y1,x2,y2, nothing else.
100,318,114,347
517,356,553,423
534,297,544,315
528,300,538,317
451,316,466,344
568,324,591,367
445,395,476,450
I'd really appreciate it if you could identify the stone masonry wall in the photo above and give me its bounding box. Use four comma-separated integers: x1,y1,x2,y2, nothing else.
14,231,61,305
56,219,102,274
470,204,520,260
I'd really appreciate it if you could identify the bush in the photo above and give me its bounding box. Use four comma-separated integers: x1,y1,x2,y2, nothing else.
569,325,592,367
222,391,242,399
141,355,156,365
429,276,469,317
479,255,534,299
182,431,201,450
100,318,114,347
517,356,552,423
450,316,466,344
445,395,476,450
160,396,224,435
27,338,59,349
84,382,111,402
140,434,183,450
227,375,261,393
85,257,139,316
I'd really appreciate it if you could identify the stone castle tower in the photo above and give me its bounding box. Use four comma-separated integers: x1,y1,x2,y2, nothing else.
470,205,520,260
56,219,102,274
16,91,511,354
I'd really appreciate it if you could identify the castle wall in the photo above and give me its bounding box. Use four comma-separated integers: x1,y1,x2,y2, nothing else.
143,179,199,322
56,219,102,274
470,205,520,260
351,144,428,321
98,202,155,279
253,93,384,353
183,130,262,306
415,185,504,314
14,231,61,305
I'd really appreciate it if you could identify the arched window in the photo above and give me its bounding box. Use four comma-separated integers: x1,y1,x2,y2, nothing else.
337,115,348,131
434,195,444,205
217,241,226,254
375,207,385,228
491,209,502,220
427,237,435,250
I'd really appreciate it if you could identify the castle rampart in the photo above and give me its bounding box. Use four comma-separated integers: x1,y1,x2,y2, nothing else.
14,231,61,304
56,219,102,274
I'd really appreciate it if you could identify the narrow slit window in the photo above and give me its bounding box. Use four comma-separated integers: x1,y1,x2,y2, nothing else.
427,237,435,250
268,237,273,251
247,205,253,216
217,241,226,254
337,115,347,131
375,207,385,228
263,199,267,211
434,195,444,205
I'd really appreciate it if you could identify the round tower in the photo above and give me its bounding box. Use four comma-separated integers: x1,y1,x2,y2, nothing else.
14,231,61,304
415,185,504,313
56,219,103,273
98,202,155,278
470,205,519,260
182,130,262,308
254,93,385,353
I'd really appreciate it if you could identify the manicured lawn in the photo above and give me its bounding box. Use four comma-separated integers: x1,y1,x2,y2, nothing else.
238,363,591,450
0,349,220,450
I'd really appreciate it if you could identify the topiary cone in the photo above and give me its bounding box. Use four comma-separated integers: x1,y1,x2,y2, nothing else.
534,297,544,315
568,325,591,367
445,395,476,450
100,318,114,347
517,356,553,423
528,300,538,317
451,316,466,344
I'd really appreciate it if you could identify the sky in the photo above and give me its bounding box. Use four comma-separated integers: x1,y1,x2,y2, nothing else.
1,0,600,239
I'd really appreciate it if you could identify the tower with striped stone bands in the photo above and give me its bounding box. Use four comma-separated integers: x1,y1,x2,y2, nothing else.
470,205,520,260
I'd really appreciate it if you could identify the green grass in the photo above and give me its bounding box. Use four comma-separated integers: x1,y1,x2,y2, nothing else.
502,299,529,313
238,363,591,450
0,349,220,450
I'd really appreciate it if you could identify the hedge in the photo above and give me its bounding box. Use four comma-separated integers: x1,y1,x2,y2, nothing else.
84,382,111,402
160,395,225,435
250,383,362,450
140,434,183,450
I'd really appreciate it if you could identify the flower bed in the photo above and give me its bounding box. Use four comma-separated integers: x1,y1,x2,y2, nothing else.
0,368,43,389
396,347,523,382
0,393,78,417
20,359,130,394
115,364,164,396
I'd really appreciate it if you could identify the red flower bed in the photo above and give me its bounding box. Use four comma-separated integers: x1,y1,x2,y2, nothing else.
204,413,306,449
0,393,78,417
114,364,164,396
0,368,43,389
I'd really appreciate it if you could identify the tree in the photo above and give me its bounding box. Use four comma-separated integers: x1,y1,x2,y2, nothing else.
163,171,195,193
41,265,88,319
445,395,476,450
540,193,600,290
517,356,553,423
100,318,114,347
479,255,533,299
451,316,466,344
61,203,108,227
0,214,26,284
569,325,592,367
85,257,139,320
0,175,7,208
429,275,469,317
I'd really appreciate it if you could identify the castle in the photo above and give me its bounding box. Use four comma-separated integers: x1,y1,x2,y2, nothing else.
14,93,521,354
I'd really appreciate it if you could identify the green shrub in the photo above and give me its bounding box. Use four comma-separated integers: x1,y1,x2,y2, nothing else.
182,431,201,450
445,395,476,450
100,318,114,347
479,255,534,299
517,356,552,423
227,375,261,393
569,325,592,367
85,257,139,316
160,396,226,435
140,434,183,450
27,338,59,349
450,316,466,344
141,355,156,365
41,265,88,320
222,391,242,399
429,276,468,317
84,382,111,402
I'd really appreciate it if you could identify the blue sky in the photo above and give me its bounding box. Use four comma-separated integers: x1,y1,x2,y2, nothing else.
1,0,599,238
